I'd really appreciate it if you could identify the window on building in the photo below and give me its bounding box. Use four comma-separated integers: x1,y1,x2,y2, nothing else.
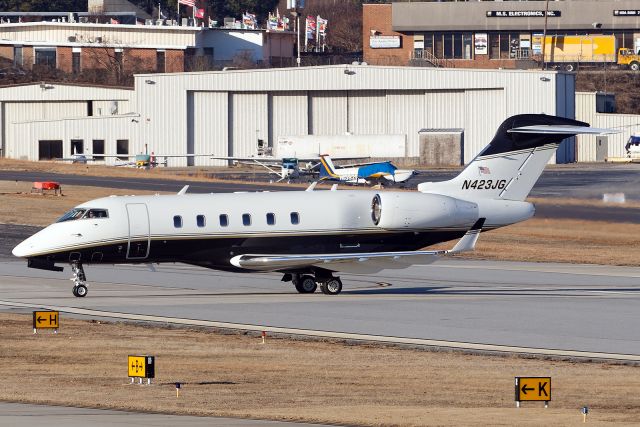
116,139,128,161
173,215,182,228
443,33,453,59
266,212,275,225
38,140,63,160
71,139,84,155
290,212,300,225
115,49,123,70
413,35,424,59
219,214,228,227
92,140,104,161
13,46,22,67
72,50,81,74
197,215,206,227
462,34,473,59
434,32,444,58
489,33,500,59
156,50,165,72
34,47,56,67
204,47,214,67
424,34,434,57
242,213,251,226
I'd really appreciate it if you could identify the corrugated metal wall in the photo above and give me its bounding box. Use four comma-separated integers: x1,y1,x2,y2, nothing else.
309,91,347,135
464,89,505,162
349,90,387,134
93,100,132,116
576,91,640,161
386,91,424,157
230,92,268,158
11,116,137,161
269,92,308,156
187,91,228,166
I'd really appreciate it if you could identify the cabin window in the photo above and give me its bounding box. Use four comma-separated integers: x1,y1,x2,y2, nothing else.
197,215,206,227
84,209,108,219
290,212,300,225
242,213,251,226
266,212,275,225
219,214,228,227
173,215,182,228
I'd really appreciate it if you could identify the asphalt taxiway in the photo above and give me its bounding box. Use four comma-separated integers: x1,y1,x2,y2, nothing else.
0,402,320,427
1,258,639,360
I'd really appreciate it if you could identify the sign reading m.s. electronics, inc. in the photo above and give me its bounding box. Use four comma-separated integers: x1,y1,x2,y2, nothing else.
487,11,561,18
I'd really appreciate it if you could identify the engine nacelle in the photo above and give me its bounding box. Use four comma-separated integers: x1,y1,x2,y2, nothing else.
371,192,478,230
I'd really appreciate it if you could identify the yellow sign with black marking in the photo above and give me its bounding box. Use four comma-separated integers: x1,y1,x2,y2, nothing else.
32,311,59,329
515,377,551,401
128,355,155,378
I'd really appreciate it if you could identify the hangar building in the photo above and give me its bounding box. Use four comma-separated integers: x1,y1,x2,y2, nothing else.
5,65,576,165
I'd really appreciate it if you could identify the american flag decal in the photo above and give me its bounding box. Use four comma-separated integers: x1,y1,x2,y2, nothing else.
479,166,491,175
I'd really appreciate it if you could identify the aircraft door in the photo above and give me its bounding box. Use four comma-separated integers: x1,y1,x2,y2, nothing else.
126,203,150,259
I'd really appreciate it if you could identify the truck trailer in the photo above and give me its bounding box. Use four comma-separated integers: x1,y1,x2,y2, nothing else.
542,35,640,71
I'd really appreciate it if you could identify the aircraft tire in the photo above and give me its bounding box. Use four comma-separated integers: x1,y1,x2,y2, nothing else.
320,278,342,295
73,284,88,297
295,275,317,293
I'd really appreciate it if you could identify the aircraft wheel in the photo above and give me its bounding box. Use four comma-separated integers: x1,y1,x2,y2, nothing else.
295,275,317,293
73,284,88,297
320,278,342,295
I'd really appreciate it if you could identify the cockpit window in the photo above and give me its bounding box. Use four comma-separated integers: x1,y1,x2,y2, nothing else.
84,209,109,219
57,208,87,222
56,208,108,222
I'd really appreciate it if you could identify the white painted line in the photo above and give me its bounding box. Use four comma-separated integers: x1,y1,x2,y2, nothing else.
1,299,638,362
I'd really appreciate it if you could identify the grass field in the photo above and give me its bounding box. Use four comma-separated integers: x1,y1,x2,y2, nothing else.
1,313,639,426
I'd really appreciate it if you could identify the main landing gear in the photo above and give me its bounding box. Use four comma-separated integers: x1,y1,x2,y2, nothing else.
286,273,343,295
70,262,88,297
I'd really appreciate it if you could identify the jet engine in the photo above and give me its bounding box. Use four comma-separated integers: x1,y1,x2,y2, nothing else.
371,192,478,230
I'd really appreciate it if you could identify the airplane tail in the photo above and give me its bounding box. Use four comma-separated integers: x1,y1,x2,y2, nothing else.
319,155,339,180
418,114,614,201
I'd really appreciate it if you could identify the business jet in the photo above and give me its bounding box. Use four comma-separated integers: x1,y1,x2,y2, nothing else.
13,114,613,297
318,155,416,185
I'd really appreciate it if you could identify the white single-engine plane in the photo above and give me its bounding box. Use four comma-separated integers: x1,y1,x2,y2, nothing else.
13,115,614,297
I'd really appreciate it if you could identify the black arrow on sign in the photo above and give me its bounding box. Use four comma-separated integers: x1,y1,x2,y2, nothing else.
521,384,534,395
37,316,45,324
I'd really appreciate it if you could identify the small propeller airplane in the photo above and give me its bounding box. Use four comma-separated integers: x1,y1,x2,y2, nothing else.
318,155,416,185
14,114,617,297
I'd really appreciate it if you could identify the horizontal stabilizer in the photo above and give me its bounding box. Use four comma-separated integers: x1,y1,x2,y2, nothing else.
508,125,619,135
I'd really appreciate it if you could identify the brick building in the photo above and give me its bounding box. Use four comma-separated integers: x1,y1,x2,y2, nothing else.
364,1,640,69
0,21,295,79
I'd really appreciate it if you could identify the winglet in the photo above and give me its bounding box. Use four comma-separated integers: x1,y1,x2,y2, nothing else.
448,218,485,254
177,185,189,195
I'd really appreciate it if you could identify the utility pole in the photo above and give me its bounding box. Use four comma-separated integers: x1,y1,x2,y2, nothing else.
541,0,550,70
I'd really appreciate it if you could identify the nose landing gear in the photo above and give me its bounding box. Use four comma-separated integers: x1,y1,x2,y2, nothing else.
71,262,88,297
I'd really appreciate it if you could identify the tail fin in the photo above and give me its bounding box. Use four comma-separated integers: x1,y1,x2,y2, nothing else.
418,114,614,201
319,155,339,180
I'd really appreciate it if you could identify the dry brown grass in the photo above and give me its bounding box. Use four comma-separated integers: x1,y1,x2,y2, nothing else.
1,313,638,426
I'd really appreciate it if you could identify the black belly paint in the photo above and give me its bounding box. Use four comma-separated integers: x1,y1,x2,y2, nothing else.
29,230,469,273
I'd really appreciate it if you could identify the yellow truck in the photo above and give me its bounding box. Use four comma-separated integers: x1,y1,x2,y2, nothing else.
541,35,640,71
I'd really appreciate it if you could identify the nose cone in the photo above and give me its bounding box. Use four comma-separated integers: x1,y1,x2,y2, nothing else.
12,236,36,258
